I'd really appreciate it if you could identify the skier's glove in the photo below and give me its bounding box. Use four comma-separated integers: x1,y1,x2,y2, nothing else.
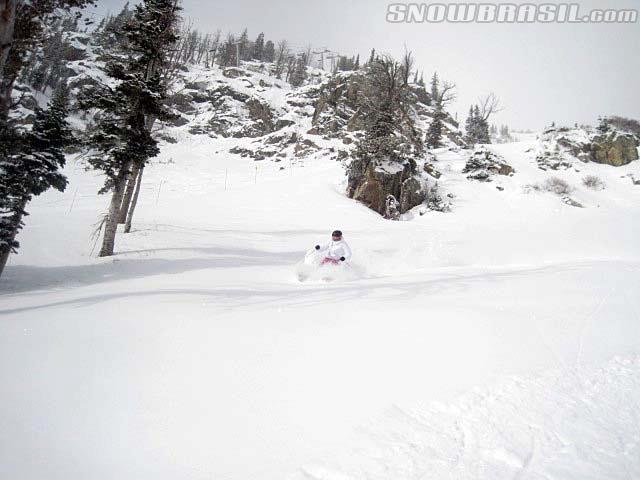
340,256,345,262
315,245,320,250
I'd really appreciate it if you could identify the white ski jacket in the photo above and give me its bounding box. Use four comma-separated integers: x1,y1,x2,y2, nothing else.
319,239,352,261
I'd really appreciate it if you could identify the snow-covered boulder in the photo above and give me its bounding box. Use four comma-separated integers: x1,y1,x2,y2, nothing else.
536,126,639,169
463,148,514,182
590,130,639,166
347,157,434,218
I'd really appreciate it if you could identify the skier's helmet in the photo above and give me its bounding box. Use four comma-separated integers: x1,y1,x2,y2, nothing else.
332,230,342,238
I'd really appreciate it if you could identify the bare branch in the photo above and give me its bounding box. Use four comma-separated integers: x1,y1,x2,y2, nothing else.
478,92,503,121
401,45,414,86
439,81,457,106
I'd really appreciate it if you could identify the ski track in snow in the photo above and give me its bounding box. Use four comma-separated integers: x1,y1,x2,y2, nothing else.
1,136,640,480
297,356,640,480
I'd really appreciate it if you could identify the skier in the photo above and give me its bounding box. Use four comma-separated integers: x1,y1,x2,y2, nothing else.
315,230,352,266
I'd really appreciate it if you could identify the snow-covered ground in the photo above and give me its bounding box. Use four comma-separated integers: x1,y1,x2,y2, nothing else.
1,136,640,480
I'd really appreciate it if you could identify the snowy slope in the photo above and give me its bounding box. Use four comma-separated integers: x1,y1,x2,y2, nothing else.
1,135,640,480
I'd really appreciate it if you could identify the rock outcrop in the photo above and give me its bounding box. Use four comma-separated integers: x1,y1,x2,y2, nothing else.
537,126,639,169
463,149,514,182
347,158,430,217
590,131,639,166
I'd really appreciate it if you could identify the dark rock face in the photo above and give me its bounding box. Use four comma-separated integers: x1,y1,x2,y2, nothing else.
347,158,427,217
399,177,427,213
311,74,364,137
463,149,514,182
245,98,275,136
591,132,639,166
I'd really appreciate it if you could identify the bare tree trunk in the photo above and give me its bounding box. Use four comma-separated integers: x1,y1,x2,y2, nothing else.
0,197,27,278
0,0,17,81
98,168,128,257
124,164,144,234
118,162,141,223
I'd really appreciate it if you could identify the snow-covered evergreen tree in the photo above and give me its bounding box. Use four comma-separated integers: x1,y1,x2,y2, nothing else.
263,40,275,63
352,54,422,165
253,32,264,61
430,72,439,102
219,34,237,67
426,73,456,149
465,104,491,145
0,0,94,277
289,54,307,86
0,82,73,275
81,0,181,257
426,73,443,149
238,28,249,61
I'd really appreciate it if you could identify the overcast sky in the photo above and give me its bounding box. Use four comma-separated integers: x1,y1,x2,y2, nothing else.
90,0,639,130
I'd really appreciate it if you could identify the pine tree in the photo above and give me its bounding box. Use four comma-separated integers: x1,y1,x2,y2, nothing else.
263,40,275,63
465,105,490,145
81,0,180,257
238,28,249,61
477,118,490,144
0,0,94,277
0,83,73,274
96,2,132,49
219,34,237,67
426,73,444,149
430,72,439,103
253,32,265,61
289,53,307,86
348,54,423,218
354,54,360,70
355,55,421,160
426,110,444,149
464,106,473,134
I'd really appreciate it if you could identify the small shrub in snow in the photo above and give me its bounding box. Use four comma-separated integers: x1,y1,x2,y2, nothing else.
524,178,574,195
544,177,572,195
523,183,543,194
582,175,605,190
424,182,450,212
